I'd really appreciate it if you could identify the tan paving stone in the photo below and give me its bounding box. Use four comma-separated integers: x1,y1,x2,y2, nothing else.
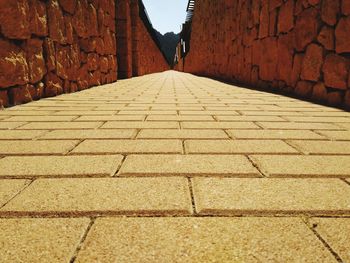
53,110,117,115
147,115,214,121
0,110,56,116
0,130,47,140
181,121,260,129
40,129,136,139
118,110,177,115
250,155,350,177
0,155,123,177
0,218,89,263
258,122,344,130
239,111,305,116
0,122,27,130
71,139,182,154
18,122,103,130
285,116,350,123
185,140,298,154
2,177,192,215
0,140,79,155
216,115,286,122
192,178,350,215
4,116,77,122
227,130,325,139
75,217,335,263
311,218,350,262
336,123,350,130
119,154,260,176
0,179,30,206
316,130,350,140
179,110,239,115
289,140,350,155
137,129,228,139
75,115,146,121
101,121,179,129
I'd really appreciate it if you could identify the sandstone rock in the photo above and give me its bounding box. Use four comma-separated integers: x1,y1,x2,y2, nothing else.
29,0,48,37
322,54,349,90
0,90,9,108
65,16,74,45
58,0,77,14
335,17,350,54
259,37,278,81
0,39,29,88
277,33,294,85
100,57,109,73
73,0,89,38
55,45,69,79
9,84,33,105
321,0,340,26
87,53,99,71
67,44,81,81
259,3,269,39
47,0,66,44
25,39,47,84
0,0,30,39
312,82,328,102
327,91,343,106
301,44,324,81
317,26,335,51
294,8,319,51
291,53,304,86
342,0,350,15
295,80,313,98
31,82,44,100
43,38,56,72
87,4,99,37
278,0,294,33
44,72,63,97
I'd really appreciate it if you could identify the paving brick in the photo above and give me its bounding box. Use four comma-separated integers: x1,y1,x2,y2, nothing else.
4,116,78,122
216,116,286,122
0,111,56,116
0,140,79,155
72,140,182,154
0,155,123,177
239,111,305,116
101,121,180,129
285,116,350,123
315,130,350,140
311,218,350,263
147,115,214,121
119,154,260,176
75,115,146,121
1,177,192,215
0,130,46,140
40,129,137,140
192,178,350,215
289,140,350,154
179,110,239,115
181,121,260,129
228,130,325,139
0,179,30,206
118,110,177,115
53,111,117,116
18,122,103,130
75,217,335,263
0,218,89,263
0,122,27,130
336,123,350,129
138,129,228,139
258,122,343,130
185,140,298,154
250,155,350,177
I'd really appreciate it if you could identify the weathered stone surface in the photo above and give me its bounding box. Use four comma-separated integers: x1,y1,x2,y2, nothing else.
47,0,66,44
0,0,31,39
43,38,56,72
44,72,63,97
321,0,340,26
259,37,278,81
301,44,324,81
8,85,33,105
322,54,349,90
28,0,48,37
58,0,77,14
25,39,47,84
294,8,319,51
317,26,335,50
335,16,350,53
278,0,294,33
0,40,29,88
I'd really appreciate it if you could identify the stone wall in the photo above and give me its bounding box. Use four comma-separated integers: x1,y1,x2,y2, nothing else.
0,0,168,108
183,0,350,107
0,0,117,107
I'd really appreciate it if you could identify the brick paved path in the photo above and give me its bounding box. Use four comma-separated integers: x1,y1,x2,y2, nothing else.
0,71,349,262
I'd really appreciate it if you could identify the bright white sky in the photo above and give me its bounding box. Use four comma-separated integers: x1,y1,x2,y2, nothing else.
142,0,188,34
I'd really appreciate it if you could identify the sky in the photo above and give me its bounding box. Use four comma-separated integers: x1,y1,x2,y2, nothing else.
142,0,189,34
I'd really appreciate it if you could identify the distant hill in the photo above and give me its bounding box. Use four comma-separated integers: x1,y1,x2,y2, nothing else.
155,30,180,67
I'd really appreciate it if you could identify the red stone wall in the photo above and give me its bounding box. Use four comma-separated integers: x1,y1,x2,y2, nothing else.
129,0,169,77
184,0,350,107
0,0,117,107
